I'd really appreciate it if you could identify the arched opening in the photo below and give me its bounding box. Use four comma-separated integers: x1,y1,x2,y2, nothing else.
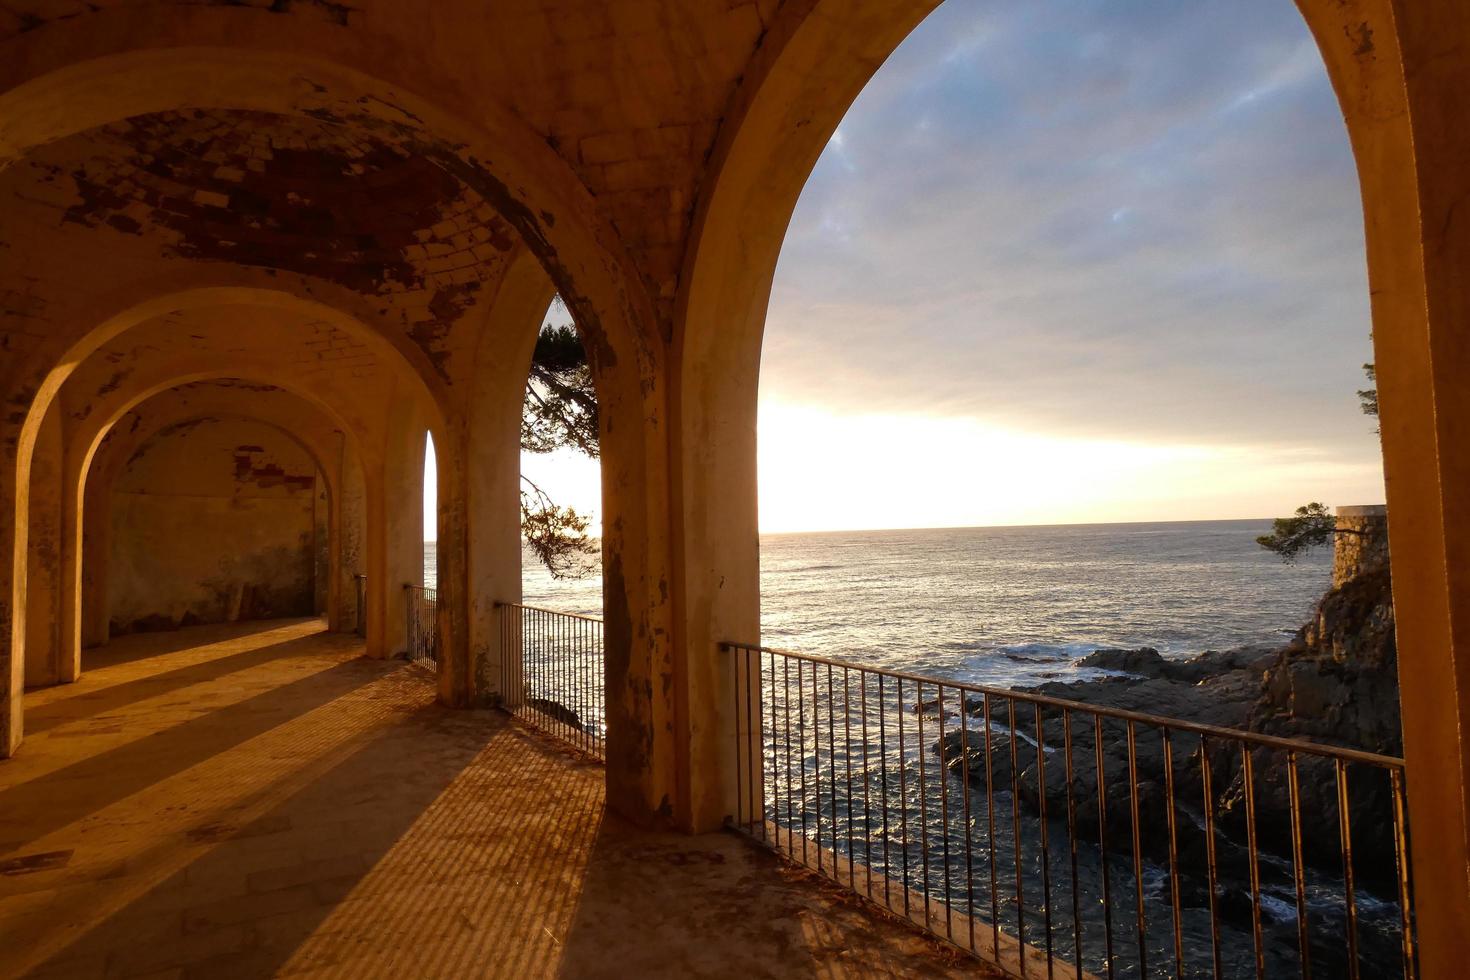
65,374,370,669
0,50,675,814
498,295,607,755
406,429,438,666
105,416,326,635
424,432,438,591
520,296,603,613
699,3,1407,977
1,6,1466,975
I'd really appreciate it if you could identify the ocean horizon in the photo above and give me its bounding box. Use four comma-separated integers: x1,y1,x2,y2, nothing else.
425,517,1332,689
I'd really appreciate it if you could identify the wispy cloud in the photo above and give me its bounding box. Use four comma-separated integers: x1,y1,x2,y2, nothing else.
765,0,1379,471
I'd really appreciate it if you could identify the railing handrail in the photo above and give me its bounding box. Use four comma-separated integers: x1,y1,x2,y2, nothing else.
722,639,1406,770
496,600,603,624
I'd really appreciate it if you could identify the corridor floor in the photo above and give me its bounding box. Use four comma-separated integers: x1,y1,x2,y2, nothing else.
0,620,987,979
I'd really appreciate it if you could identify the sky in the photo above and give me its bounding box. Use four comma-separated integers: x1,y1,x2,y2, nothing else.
433,0,1384,539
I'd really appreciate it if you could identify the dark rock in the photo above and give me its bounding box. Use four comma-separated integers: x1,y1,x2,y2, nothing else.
933,562,1401,899
527,697,582,730
1075,647,1167,676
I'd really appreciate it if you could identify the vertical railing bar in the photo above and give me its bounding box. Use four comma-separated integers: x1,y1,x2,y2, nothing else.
1162,727,1184,980
861,669,873,901
960,692,976,956
1201,737,1223,979
1095,714,1115,980
575,616,583,752
583,617,589,752
1335,759,1359,980
812,660,824,874
799,658,811,864
805,655,817,863
827,663,839,883
1286,750,1311,980
1126,720,1147,978
783,655,795,860
555,610,562,741
1063,708,1082,980
1242,745,1264,980
938,684,954,942
984,691,1000,957
768,651,779,846
844,665,855,893
918,680,932,930
733,646,744,831
1008,697,1026,976
897,676,911,919
749,647,759,836
1035,702,1054,979
880,673,892,913
1389,767,1415,980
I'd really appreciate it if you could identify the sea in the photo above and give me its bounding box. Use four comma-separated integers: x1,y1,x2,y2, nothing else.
425,519,1390,978
425,518,1331,684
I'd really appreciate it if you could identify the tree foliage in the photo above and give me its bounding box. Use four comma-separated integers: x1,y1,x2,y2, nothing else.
1256,503,1338,562
520,300,600,579
1357,362,1379,426
520,475,598,579
522,321,599,458
1259,364,1380,563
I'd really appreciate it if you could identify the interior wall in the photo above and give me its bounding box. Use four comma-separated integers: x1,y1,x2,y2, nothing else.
108,416,323,634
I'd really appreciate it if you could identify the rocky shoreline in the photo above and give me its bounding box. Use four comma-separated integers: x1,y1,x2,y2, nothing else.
930,530,1404,974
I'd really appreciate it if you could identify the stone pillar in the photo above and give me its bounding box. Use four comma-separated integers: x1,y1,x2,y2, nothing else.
53,448,84,681
315,472,332,623
466,255,551,707
1,457,24,758
336,435,366,634
367,395,426,660
24,407,63,690
433,422,473,707
1300,2,1470,971
1333,505,1389,588
80,471,109,649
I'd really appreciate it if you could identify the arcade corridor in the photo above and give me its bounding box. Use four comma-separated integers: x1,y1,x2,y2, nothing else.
0,620,982,979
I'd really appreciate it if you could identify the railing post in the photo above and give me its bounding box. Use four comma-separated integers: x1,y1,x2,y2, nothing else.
495,602,526,712
725,643,765,835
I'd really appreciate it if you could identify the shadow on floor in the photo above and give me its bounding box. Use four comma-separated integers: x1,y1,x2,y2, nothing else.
83,619,324,671
4,622,975,979
21,712,606,978
0,639,377,855
24,625,344,735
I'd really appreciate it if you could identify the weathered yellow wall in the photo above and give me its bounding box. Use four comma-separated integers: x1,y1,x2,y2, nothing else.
107,416,321,634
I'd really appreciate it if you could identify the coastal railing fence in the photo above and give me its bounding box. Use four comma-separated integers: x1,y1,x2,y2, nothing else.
405,584,437,664
724,641,1416,980
496,602,605,759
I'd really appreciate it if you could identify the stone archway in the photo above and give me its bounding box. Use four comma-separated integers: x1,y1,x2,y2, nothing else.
0,41,677,823
666,0,1470,964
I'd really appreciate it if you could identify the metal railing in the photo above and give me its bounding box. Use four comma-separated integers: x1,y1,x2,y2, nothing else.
497,602,605,759
405,584,437,664
725,641,1416,980
353,573,367,637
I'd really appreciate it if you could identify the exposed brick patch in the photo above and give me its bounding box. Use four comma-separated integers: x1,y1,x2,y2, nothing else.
25,109,522,379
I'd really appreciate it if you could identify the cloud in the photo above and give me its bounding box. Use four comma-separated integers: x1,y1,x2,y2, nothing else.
764,0,1379,470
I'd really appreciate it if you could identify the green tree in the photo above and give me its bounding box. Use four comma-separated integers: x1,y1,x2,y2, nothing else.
1357,362,1378,429
520,299,599,578
1258,363,1378,562
1256,503,1338,561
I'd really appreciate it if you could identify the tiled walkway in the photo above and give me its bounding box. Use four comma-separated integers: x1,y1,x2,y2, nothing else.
0,620,989,978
